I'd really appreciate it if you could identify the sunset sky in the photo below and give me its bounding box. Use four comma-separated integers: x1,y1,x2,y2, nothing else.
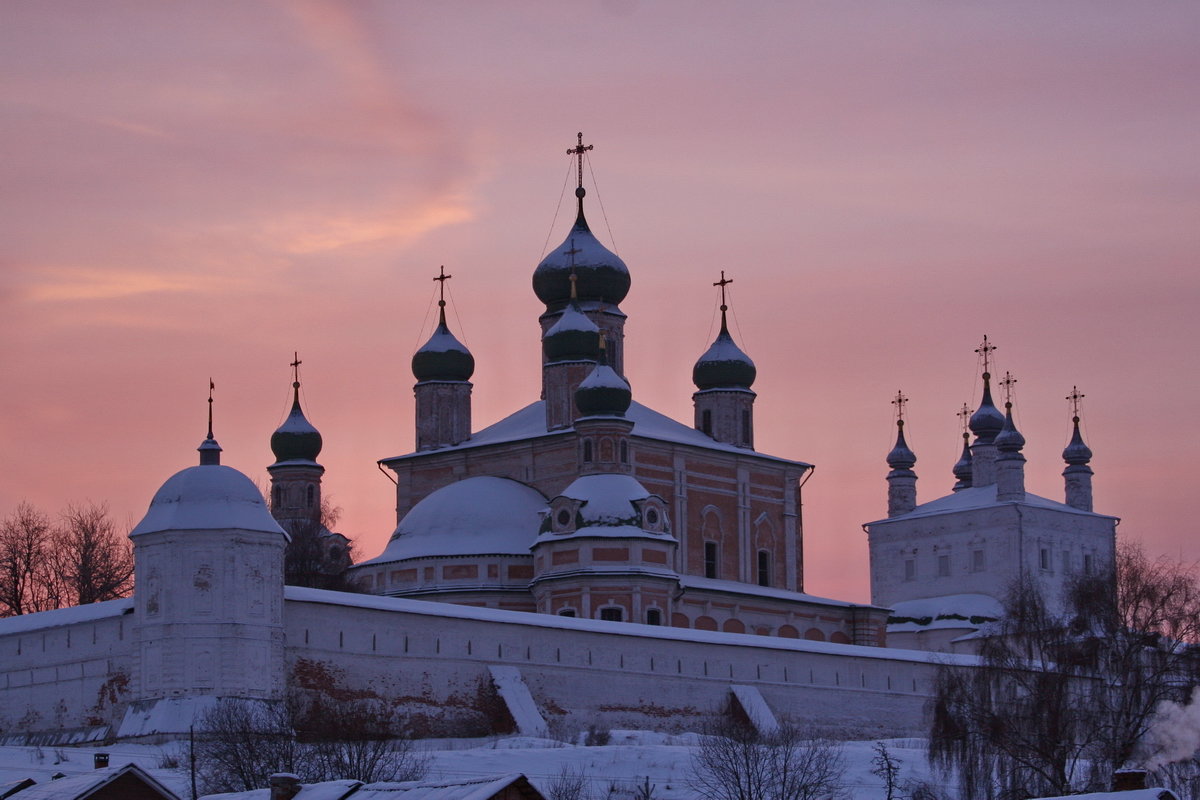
3,1,1198,602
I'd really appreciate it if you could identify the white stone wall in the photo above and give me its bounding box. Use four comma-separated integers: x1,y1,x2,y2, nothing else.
0,601,134,733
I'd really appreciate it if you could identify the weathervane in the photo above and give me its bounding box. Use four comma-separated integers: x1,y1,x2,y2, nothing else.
207,378,215,440
1067,386,1085,421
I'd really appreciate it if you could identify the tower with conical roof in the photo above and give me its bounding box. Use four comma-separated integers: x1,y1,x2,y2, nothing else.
692,272,757,448
413,267,475,450
886,392,918,517
534,134,630,431
967,336,1005,486
1062,386,1095,512
994,373,1027,502
951,403,974,492
268,355,325,529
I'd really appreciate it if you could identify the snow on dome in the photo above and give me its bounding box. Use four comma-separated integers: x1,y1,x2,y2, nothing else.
575,364,631,417
270,395,323,463
360,477,547,563
693,329,756,390
543,303,600,363
533,214,630,310
560,474,652,526
412,321,475,383
130,464,286,538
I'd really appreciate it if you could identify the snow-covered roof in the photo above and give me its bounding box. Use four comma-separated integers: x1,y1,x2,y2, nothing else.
357,477,546,565
129,464,287,538
558,474,650,524
885,593,1003,633
865,483,1118,526
0,596,131,637
380,400,811,467
351,774,537,800
11,763,178,799
1028,790,1177,800
284,586,980,666
202,780,362,800
679,575,884,610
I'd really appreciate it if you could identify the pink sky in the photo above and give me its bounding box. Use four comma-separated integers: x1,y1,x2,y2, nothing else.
3,2,1198,602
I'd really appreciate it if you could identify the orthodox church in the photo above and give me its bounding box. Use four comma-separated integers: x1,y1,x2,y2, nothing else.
0,136,1119,742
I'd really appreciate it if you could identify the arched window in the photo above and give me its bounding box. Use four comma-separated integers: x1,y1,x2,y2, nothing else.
620,440,628,463
583,440,593,462
704,541,719,579
757,550,771,587
742,409,752,445
558,609,576,618
306,485,315,508
646,608,662,626
701,409,713,436
599,607,623,622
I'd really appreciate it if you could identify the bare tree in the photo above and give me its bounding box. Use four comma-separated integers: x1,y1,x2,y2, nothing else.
870,741,901,800
546,764,589,800
51,502,134,606
929,543,1200,799
194,699,299,794
691,721,845,800
0,503,55,616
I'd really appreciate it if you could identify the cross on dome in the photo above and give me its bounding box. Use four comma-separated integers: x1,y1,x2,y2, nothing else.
975,335,997,378
1000,371,1017,405
957,403,972,433
892,390,909,423
291,352,302,389
567,132,594,191
1067,385,1085,420
207,378,215,440
433,265,452,310
714,270,733,312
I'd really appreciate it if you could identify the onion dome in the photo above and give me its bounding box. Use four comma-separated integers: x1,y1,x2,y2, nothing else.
130,464,286,538
969,372,1006,442
532,189,630,310
412,305,475,383
693,313,756,391
994,402,1026,453
952,432,974,486
886,420,917,470
544,298,601,363
271,380,323,463
575,342,631,417
1063,416,1093,465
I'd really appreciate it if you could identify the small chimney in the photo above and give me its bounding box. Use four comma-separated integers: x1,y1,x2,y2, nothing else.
1113,767,1147,792
269,773,302,800
93,753,109,769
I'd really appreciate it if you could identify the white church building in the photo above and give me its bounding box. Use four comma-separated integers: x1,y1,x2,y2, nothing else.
0,141,1116,744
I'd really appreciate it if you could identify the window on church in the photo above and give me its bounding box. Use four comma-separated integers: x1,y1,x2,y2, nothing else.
272,485,281,508
904,559,915,581
972,549,984,573
702,410,712,436
306,486,314,508
1040,548,1051,571
742,410,752,445
558,609,576,618
1084,554,1094,574
757,550,771,587
583,440,593,462
646,608,662,626
620,440,628,463
600,607,623,622
704,541,718,579
937,554,950,578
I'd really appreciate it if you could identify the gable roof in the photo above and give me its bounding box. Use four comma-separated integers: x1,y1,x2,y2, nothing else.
865,483,1119,526
201,775,543,800
9,763,179,799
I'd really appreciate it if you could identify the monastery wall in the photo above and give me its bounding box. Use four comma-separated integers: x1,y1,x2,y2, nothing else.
0,600,134,735
283,589,959,739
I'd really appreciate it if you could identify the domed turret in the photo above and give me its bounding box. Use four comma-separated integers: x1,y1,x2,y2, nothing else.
412,307,474,383
968,373,1006,442
952,432,973,491
271,380,322,463
575,341,631,418
1062,416,1093,466
533,193,629,310
1062,387,1095,512
543,285,601,363
994,402,1026,453
692,325,757,390
886,420,917,470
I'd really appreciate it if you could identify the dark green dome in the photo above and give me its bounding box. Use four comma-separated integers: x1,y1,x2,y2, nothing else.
412,316,475,383
575,363,631,417
271,387,323,463
544,303,601,363
692,327,756,391
533,206,630,310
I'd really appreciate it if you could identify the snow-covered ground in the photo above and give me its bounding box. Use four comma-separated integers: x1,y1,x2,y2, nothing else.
0,731,950,799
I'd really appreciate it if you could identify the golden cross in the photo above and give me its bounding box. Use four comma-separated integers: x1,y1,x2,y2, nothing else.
714,270,733,311
1066,386,1085,419
975,335,996,377
567,132,593,190
892,390,909,422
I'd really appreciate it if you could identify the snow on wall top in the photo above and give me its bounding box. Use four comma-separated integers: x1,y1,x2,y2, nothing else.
283,586,981,667
129,465,287,538
381,400,812,467
886,593,1003,632
357,477,547,565
0,596,131,637
865,483,1118,526
678,575,877,610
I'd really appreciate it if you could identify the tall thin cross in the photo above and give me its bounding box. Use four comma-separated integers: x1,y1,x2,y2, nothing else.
567,132,593,190
975,335,996,377
207,378,215,440
291,352,302,387
563,239,582,299
958,402,972,434
892,390,909,422
1067,386,1085,419
714,270,733,312
1000,371,1017,405
433,265,452,308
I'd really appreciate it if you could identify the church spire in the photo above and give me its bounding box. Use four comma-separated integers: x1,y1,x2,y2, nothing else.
198,378,222,465
1062,386,1095,511
994,372,1027,502
952,403,973,492
968,336,1005,486
412,267,474,450
692,272,757,448
886,391,918,516
270,354,323,464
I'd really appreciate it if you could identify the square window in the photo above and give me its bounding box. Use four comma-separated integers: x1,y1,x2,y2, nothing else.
599,607,623,622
